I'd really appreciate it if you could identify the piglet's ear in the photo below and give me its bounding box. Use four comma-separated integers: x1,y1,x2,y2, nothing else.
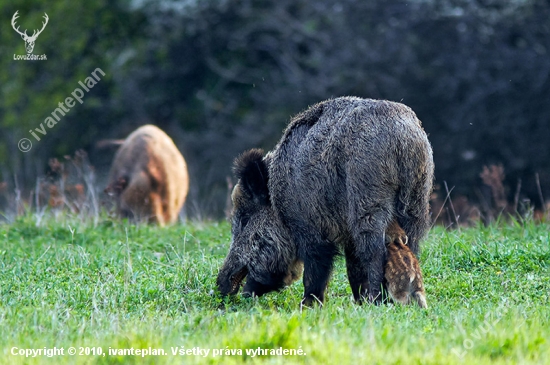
233,149,270,206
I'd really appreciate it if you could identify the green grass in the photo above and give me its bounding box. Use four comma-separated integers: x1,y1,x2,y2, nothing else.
0,214,549,364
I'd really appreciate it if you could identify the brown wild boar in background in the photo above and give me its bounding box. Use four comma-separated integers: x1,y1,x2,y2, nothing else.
384,220,428,308
217,96,434,306
105,124,189,226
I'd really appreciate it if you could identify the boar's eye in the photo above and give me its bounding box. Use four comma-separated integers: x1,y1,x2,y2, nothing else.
234,212,250,229
240,215,250,228
231,214,249,235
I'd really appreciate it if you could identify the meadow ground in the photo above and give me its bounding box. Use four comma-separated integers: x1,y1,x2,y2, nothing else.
0,215,549,364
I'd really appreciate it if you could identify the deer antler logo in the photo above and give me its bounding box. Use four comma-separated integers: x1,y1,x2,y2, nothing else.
11,11,49,54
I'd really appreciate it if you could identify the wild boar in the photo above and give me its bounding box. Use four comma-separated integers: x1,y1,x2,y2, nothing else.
384,220,428,308
105,124,189,226
217,96,433,306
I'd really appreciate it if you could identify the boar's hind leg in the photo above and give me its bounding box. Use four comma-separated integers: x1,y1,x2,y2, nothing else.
344,244,369,303
396,176,432,256
299,236,338,307
346,230,386,304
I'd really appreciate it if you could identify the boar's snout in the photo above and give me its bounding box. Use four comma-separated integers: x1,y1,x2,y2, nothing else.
217,265,249,296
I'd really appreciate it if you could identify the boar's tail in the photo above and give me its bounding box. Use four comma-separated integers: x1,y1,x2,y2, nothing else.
394,153,433,255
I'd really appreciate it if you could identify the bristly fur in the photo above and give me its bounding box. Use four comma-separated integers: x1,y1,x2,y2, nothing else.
218,96,434,307
233,149,270,206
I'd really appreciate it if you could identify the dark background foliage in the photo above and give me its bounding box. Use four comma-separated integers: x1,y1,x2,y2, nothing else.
1,0,549,218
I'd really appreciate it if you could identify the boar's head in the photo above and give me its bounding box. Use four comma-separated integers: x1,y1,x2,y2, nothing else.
217,149,302,297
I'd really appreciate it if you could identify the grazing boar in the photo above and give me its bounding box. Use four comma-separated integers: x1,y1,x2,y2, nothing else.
105,125,189,226
217,96,433,306
384,220,428,308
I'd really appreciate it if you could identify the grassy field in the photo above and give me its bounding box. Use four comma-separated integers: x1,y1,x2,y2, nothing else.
0,215,549,364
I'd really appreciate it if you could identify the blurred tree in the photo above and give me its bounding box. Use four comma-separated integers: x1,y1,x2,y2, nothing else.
126,0,550,215
1,0,549,217
0,0,145,189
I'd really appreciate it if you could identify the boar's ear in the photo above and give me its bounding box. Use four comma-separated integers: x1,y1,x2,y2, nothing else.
233,149,270,206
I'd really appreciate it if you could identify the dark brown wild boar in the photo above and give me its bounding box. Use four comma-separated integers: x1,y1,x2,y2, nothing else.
384,220,428,308
217,96,433,306
105,125,188,226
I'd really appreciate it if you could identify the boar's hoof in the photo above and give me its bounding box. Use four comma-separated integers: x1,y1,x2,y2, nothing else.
368,291,383,305
300,295,324,309
354,291,383,305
